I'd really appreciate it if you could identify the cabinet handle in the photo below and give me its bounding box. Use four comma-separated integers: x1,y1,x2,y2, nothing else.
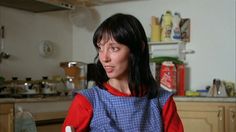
217,108,223,121
230,109,235,122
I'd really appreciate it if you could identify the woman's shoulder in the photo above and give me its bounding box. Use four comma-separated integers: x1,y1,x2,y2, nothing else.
78,86,96,98
158,87,173,98
156,87,174,108
78,86,104,104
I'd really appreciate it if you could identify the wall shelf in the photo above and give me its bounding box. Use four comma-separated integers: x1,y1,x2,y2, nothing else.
148,41,194,62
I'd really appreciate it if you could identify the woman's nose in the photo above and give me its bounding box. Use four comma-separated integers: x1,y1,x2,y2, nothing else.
100,50,110,62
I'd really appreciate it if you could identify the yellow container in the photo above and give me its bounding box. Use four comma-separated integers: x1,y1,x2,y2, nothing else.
150,16,161,42
151,24,161,42
161,11,173,41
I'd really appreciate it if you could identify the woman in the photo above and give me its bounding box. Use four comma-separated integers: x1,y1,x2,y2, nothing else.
62,13,183,132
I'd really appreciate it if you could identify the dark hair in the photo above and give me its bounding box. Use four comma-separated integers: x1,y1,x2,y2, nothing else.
92,13,159,99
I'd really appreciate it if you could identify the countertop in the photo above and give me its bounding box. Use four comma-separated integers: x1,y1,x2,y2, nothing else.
0,96,73,103
0,96,235,104
174,96,236,103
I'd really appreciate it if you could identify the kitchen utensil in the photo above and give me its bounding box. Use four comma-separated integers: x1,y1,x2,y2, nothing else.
0,26,10,62
208,79,228,97
215,79,228,97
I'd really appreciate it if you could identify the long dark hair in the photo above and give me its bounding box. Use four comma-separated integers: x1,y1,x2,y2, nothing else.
92,13,159,99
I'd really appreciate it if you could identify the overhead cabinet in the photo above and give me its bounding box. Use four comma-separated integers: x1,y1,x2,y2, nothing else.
0,0,74,12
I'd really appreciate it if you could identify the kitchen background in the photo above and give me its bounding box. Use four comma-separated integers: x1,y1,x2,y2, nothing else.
0,0,235,91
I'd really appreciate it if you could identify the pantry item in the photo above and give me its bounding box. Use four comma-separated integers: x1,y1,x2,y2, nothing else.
40,76,57,95
185,90,200,97
196,89,208,96
176,64,185,96
150,16,161,42
171,12,181,41
223,81,235,96
18,78,40,95
10,77,18,95
161,11,173,42
0,82,10,96
180,18,191,42
160,61,176,92
60,61,87,92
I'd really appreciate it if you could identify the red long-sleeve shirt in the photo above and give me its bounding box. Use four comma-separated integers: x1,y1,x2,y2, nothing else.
62,83,183,132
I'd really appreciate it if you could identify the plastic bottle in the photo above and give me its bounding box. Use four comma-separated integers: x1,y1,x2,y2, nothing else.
161,11,173,41
171,12,182,41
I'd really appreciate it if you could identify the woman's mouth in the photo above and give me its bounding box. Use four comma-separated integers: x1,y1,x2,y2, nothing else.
104,66,114,73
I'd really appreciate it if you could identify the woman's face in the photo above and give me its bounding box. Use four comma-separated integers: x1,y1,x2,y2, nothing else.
97,37,130,80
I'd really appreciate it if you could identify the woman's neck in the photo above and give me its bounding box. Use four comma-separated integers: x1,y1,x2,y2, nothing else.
108,79,131,95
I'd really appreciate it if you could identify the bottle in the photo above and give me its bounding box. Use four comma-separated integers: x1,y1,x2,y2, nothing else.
176,64,185,96
171,12,182,41
160,61,177,93
150,16,161,42
161,11,173,42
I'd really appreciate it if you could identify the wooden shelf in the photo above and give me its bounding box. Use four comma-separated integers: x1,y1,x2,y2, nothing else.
148,41,184,45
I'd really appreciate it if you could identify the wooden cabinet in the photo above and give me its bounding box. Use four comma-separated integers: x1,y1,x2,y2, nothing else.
176,101,236,132
225,104,236,132
34,111,66,132
0,103,14,132
15,100,70,132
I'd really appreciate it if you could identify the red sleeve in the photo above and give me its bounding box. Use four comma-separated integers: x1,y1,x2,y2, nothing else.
62,93,93,132
162,96,184,132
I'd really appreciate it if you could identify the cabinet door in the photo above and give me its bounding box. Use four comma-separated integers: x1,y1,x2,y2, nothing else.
225,104,236,132
0,103,14,132
176,102,225,132
37,124,62,132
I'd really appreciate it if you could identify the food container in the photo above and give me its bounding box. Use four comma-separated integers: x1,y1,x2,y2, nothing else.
40,76,57,95
160,61,177,93
1,78,20,97
196,89,208,96
60,61,87,91
17,78,40,95
0,82,11,96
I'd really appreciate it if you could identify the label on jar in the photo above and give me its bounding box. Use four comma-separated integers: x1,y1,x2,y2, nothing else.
160,61,177,92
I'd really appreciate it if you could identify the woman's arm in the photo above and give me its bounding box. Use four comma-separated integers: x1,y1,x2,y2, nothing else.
62,94,93,132
162,96,184,132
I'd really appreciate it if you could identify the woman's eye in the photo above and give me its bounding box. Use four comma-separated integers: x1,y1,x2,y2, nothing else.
110,47,119,52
